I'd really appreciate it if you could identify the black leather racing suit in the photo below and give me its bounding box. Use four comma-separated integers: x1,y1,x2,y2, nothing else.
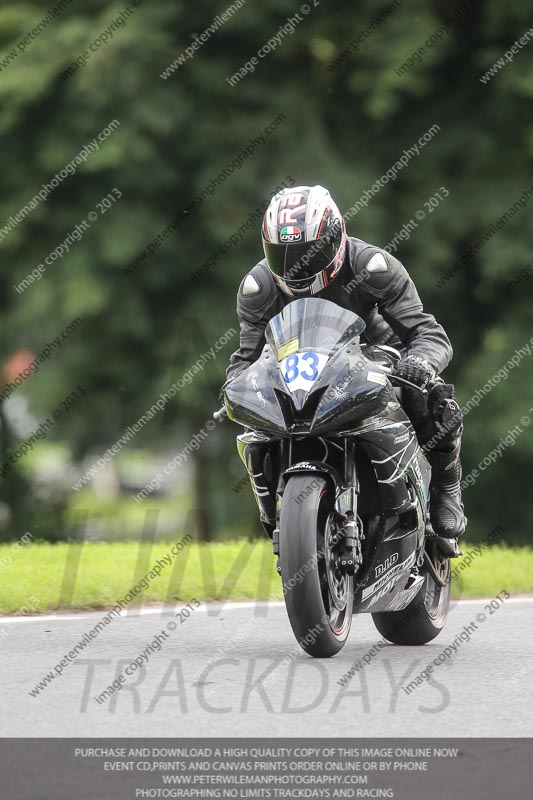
226,237,452,384
224,236,465,537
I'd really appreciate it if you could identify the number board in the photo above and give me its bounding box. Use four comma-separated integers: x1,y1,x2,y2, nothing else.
279,351,329,393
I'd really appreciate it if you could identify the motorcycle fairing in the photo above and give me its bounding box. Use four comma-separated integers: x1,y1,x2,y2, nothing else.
353,516,423,614
354,421,430,516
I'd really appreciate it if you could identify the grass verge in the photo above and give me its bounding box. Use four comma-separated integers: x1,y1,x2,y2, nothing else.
0,540,531,614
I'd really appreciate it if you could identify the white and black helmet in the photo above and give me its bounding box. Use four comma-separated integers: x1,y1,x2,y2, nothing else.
261,185,347,296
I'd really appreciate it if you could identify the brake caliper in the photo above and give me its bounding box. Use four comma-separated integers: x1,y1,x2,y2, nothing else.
339,511,363,576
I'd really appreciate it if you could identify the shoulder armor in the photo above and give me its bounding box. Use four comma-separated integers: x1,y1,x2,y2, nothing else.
350,240,409,298
242,274,260,295
237,261,277,320
366,252,388,273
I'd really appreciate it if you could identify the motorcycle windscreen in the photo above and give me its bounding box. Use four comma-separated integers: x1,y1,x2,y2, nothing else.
265,298,366,408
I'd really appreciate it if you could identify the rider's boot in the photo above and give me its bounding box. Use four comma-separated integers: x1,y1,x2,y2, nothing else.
426,439,467,539
403,379,466,541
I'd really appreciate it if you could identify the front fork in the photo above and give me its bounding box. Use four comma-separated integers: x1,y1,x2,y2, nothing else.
272,438,364,577
334,438,363,576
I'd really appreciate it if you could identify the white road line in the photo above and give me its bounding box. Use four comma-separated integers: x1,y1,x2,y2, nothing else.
0,601,287,624
0,597,531,625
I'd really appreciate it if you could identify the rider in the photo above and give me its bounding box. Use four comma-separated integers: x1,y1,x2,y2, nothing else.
222,185,466,541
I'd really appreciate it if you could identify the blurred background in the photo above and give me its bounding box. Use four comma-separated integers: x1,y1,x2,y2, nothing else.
0,0,531,545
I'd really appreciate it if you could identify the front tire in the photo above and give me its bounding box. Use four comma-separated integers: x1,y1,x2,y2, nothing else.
279,475,353,657
371,543,451,645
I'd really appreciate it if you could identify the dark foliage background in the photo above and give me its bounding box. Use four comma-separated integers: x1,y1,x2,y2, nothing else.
0,0,531,542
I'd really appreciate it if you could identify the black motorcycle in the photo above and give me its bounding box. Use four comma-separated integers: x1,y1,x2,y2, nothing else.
218,297,455,657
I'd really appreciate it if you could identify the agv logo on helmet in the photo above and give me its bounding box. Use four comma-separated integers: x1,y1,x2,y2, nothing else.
280,226,303,242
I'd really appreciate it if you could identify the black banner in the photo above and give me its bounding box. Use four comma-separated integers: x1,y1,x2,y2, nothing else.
3,738,532,799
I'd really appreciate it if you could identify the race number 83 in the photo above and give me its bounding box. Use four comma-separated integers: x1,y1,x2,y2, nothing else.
280,351,327,393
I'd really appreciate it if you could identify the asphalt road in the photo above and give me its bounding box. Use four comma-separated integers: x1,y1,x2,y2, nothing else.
1,597,531,737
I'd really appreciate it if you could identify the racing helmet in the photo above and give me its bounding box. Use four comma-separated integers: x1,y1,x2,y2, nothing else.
261,185,347,296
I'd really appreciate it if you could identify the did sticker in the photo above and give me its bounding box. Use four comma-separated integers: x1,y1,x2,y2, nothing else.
280,226,302,242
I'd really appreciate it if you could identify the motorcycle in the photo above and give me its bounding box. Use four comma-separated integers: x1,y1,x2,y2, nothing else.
217,297,457,657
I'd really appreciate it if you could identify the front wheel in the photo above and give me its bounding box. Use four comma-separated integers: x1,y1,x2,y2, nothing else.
279,475,353,657
371,542,451,645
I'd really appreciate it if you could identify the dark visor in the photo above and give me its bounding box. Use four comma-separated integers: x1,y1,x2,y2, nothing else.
263,237,337,283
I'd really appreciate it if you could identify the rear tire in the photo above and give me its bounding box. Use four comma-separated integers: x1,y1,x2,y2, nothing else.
371,544,450,645
279,475,353,657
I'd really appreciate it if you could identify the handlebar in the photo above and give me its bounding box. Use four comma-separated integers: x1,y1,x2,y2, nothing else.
213,406,228,423
382,366,430,395
383,369,461,426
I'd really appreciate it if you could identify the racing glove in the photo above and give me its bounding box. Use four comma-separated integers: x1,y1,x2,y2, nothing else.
395,354,435,389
